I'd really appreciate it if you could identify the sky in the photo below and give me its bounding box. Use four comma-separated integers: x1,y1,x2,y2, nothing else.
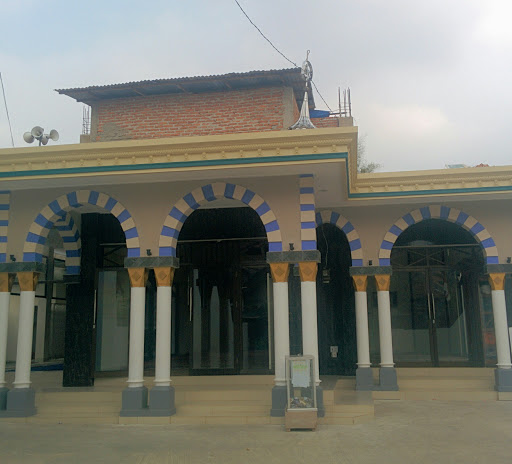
0,0,511,172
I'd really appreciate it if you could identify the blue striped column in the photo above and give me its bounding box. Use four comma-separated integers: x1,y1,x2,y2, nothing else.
54,214,81,275
0,191,9,263
299,175,316,251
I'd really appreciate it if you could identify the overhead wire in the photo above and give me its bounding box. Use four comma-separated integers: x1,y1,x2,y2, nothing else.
0,72,15,148
234,0,334,113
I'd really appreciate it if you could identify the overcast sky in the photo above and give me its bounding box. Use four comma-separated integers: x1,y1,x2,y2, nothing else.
0,0,511,172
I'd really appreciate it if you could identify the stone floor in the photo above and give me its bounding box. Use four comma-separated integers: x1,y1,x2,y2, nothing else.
1,400,511,464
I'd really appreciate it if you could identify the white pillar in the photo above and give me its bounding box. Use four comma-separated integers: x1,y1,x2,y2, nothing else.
489,273,512,369
127,286,146,387
127,268,147,388
155,285,172,386
273,282,290,386
300,279,320,385
13,290,37,389
0,291,11,388
376,274,394,368
355,291,371,368
270,263,290,387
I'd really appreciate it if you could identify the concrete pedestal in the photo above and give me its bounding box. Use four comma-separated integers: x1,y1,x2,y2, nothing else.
270,385,287,417
0,387,8,410
377,367,399,391
495,368,512,392
120,386,149,417
356,367,374,391
149,386,176,416
0,388,36,417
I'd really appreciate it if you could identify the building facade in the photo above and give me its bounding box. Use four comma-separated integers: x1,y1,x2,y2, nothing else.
0,68,511,418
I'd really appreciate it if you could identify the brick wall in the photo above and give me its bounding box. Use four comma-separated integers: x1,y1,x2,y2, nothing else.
311,117,340,128
91,87,296,142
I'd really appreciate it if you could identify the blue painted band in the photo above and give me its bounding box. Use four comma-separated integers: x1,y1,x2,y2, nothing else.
299,174,314,178
456,212,469,225
49,200,64,216
241,189,255,205
159,247,176,257
381,240,394,250
440,206,450,219
0,220,7,226
161,226,179,238
420,206,431,220
330,211,340,224
116,209,131,224
104,197,118,211
299,187,314,194
66,266,81,275
349,239,362,251
268,242,283,252
66,249,81,257
481,237,496,248
379,258,391,266
403,213,415,226
300,204,315,211
255,202,271,216
88,191,100,206
0,205,9,211
66,191,79,207
202,184,215,202
184,192,200,210
26,232,45,244
341,222,354,234
126,248,140,258
315,213,322,225
224,183,236,199
470,223,485,235
169,207,187,223
389,225,402,236
124,227,139,239
486,256,499,264
0,253,5,263
302,240,317,250
23,252,43,262
264,220,280,233
301,221,316,229
0,236,6,243
352,259,364,267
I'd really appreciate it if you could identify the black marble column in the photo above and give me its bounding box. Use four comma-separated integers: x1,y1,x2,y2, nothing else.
62,214,98,387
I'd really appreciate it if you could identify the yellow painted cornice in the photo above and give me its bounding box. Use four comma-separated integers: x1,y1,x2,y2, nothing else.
0,127,357,182
352,165,512,196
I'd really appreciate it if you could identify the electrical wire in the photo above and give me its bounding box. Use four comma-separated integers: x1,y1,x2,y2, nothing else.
234,1,334,113
0,72,15,148
234,0,299,68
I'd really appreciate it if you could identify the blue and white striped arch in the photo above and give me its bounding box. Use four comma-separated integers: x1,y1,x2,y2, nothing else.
378,205,499,266
54,214,81,275
0,191,10,263
23,190,141,270
316,210,364,266
159,182,283,257
299,175,317,251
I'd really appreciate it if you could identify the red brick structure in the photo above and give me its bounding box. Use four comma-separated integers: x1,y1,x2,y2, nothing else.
57,68,341,142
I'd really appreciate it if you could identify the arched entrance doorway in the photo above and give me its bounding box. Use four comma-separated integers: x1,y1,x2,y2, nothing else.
389,219,487,366
171,206,272,375
316,223,356,375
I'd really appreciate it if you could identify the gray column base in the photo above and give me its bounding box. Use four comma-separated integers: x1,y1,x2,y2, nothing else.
495,368,512,392
316,386,325,417
120,386,149,417
0,388,36,417
0,387,8,410
270,385,287,417
356,367,375,391
375,367,399,391
148,386,176,416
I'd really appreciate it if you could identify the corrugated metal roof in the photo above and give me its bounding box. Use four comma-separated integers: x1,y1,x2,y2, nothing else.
55,68,315,108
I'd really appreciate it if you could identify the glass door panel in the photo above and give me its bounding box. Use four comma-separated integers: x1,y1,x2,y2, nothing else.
190,267,237,374
391,270,432,364
430,269,469,364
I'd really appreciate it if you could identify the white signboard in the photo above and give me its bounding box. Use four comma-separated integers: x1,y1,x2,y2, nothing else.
291,359,311,388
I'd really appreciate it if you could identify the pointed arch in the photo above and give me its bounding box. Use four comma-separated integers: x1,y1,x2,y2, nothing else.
159,182,283,257
316,210,363,266
23,190,141,273
378,205,498,266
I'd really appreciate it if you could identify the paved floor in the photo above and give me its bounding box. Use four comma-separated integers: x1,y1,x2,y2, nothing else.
1,400,511,464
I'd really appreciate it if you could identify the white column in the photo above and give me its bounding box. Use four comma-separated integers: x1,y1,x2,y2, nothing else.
301,280,320,385
0,291,11,388
127,268,147,388
489,273,512,369
155,285,172,386
13,290,37,388
273,281,290,386
376,275,394,368
355,291,371,368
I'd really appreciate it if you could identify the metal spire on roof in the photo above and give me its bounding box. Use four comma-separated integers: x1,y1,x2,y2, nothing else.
290,51,316,130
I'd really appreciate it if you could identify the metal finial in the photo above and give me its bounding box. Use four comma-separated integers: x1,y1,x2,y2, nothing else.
290,52,316,130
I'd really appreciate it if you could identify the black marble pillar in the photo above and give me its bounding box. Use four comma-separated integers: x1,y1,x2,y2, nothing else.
62,214,98,387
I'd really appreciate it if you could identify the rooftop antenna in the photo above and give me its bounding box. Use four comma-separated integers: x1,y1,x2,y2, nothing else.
23,126,59,146
290,51,316,130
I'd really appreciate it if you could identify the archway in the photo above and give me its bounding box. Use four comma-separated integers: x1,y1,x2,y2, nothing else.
159,182,282,256
160,183,282,375
385,214,490,367
23,190,141,270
